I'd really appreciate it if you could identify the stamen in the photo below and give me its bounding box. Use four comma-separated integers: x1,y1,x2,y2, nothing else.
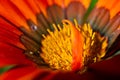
81,24,108,66
40,20,108,71
41,22,72,70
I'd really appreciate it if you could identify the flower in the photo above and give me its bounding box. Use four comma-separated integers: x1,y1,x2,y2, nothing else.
0,0,120,80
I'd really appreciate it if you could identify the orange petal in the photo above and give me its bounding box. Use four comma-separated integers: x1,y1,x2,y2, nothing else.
60,0,72,7
110,1,120,19
80,0,91,8
25,0,40,14
10,0,37,24
35,0,49,17
62,20,84,71
52,0,65,7
38,0,91,17
70,22,84,71
96,0,120,18
0,0,30,30
54,0,91,8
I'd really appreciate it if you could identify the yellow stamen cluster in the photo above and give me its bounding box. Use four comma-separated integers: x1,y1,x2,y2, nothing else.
80,23,108,66
40,20,108,71
41,24,72,70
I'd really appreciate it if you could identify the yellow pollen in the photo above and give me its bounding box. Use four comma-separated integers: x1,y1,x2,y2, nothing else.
40,20,108,71
80,24,108,66
41,22,72,70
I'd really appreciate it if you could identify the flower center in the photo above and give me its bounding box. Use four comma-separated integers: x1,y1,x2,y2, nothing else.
21,19,108,73
40,20,108,71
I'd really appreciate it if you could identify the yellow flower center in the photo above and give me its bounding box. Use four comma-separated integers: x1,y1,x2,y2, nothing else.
40,20,108,71
41,22,72,70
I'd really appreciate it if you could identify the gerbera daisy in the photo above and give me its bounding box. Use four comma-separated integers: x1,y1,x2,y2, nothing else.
0,0,120,80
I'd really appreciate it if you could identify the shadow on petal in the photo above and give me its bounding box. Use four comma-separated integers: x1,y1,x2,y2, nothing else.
88,54,120,80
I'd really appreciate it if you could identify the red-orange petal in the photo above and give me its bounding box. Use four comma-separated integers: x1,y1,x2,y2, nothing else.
88,54,120,79
18,69,83,80
0,42,34,67
0,18,21,36
0,18,25,50
17,68,50,80
0,65,37,80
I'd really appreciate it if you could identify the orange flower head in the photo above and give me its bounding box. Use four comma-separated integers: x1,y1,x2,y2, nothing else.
0,0,120,80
